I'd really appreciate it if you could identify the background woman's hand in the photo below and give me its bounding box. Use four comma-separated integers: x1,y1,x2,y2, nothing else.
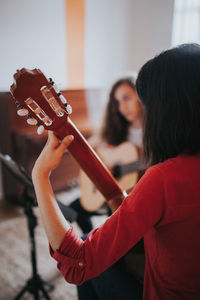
32,131,74,178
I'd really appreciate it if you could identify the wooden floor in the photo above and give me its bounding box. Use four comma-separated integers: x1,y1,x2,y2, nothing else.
0,192,107,299
0,200,24,223
0,198,79,300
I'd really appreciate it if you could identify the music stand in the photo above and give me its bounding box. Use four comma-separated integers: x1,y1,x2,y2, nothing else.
0,153,54,300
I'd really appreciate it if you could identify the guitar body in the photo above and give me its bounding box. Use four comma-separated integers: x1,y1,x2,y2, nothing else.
80,142,138,212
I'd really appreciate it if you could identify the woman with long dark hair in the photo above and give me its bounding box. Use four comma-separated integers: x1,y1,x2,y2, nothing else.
70,76,143,234
32,43,200,299
101,77,143,148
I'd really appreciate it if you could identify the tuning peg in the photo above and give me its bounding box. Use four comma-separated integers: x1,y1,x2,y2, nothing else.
49,78,61,93
66,104,72,114
59,94,67,105
17,108,29,116
58,94,72,114
27,118,37,125
53,83,60,94
16,101,29,116
15,101,23,108
37,125,44,135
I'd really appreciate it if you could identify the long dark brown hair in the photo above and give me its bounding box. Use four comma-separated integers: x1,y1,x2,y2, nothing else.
101,77,137,146
136,43,200,166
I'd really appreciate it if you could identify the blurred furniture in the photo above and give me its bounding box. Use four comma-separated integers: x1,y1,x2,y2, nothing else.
0,89,106,203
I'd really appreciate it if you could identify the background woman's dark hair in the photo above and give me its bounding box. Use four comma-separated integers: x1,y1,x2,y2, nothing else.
136,43,200,166
101,77,136,146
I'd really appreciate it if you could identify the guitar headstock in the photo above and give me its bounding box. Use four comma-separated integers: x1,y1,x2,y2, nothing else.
10,68,72,135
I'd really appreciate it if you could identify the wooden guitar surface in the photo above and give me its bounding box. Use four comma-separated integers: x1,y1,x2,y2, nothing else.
80,142,138,212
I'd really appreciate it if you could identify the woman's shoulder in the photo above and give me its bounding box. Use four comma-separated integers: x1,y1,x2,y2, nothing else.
141,157,178,181
147,153,200,177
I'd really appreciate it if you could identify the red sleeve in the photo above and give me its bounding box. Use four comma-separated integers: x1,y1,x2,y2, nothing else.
50,165,165,285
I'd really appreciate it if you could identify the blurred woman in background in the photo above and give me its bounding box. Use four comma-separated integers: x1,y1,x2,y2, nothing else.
70,76,144,233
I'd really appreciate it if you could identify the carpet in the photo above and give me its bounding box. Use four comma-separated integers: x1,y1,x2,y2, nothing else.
0,210,78,300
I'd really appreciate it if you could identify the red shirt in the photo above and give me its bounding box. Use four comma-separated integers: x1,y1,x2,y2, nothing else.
50,154,200,299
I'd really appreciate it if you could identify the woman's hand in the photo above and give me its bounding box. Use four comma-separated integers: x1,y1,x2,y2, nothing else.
32,131,74,179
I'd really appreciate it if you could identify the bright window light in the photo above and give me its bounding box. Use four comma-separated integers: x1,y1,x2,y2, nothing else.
171,0,200,46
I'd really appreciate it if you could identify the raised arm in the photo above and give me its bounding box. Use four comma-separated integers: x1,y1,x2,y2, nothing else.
32,131,74,251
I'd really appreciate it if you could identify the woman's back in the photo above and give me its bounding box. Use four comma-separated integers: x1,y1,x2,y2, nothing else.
143,153,200,299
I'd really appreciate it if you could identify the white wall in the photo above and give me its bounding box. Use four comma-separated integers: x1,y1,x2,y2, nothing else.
85,0,175,88
0,0,67,92
0,0,174,90
0,0,175,199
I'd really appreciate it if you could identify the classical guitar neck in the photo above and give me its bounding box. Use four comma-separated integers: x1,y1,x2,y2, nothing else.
55,117,125,202
10,68,126,207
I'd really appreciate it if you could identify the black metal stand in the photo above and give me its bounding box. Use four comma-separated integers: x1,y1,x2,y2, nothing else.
0,152,78,299
13,188,54,300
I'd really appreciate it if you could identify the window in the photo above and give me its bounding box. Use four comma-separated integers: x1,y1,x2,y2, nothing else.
171,0,200,46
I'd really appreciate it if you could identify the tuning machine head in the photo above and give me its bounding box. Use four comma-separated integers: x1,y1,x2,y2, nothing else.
16,101,29,116
15,101,45,135
48,78,72,115
27,116,38,125
37,125,45,135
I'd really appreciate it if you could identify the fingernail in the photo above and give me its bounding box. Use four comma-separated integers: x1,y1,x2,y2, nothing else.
69,135,74,141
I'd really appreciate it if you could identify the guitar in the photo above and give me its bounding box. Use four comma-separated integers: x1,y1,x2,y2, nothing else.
10,68,126,211
80,141,139,212
113,159,144,180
